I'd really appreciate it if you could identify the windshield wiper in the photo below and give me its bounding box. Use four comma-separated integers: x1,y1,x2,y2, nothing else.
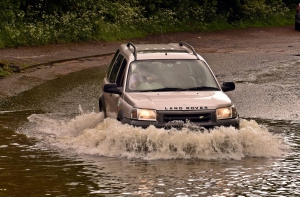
139,87,186,92
184,86,220,91
137,86,219,92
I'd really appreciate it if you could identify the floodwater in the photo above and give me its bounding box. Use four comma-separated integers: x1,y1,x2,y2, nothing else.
0,60,299,196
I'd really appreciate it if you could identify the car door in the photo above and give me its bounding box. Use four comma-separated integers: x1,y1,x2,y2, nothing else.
104,54,127,118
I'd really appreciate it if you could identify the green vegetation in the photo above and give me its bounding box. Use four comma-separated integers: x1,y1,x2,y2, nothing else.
0,61,12,77
0,67,11,77
0,0,297,48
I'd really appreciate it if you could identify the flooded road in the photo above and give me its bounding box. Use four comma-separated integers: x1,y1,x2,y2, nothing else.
0,55,299,196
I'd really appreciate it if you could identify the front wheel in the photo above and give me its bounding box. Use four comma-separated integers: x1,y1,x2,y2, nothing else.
99,96,106,118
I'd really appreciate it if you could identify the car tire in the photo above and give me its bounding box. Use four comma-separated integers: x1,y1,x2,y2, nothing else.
99,95,107,118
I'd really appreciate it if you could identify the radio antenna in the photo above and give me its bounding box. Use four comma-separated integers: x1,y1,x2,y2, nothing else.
161,26,167,55
160,26,165,44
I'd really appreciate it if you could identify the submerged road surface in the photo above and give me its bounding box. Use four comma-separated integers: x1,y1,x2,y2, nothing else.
0,26,299,196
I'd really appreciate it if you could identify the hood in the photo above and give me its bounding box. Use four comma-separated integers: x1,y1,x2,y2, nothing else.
124,91,232,110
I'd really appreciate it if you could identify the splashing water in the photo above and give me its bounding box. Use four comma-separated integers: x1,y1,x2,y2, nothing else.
20,111,288,160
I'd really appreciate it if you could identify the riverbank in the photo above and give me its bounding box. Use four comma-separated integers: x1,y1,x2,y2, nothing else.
1,26,299,71
0,26,299,101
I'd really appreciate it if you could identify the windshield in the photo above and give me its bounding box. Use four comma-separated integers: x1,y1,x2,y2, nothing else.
126,60,219,92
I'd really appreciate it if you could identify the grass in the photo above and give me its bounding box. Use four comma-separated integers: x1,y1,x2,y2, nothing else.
0,61,24,77
0,62,13,77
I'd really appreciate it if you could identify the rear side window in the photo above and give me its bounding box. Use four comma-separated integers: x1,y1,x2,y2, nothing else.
106,49,120,78
108,54,124,83
116,59,127,87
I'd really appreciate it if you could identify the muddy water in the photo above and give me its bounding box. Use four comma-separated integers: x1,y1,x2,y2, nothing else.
0,65,299,196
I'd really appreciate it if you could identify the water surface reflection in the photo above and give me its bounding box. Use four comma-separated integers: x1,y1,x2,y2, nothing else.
1,109,297,196
0,65,299,196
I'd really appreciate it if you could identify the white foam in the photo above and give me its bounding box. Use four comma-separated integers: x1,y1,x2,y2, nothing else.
21,112,289,160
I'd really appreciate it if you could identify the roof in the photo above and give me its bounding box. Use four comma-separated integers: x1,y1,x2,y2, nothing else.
120,42,201,61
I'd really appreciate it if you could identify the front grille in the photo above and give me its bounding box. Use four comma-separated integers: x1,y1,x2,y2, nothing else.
163,113,211,123
158,110,215,124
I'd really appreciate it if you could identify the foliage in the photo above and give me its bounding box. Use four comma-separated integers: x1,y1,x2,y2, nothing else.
0,62,12,77
0,0,296,48
0,68,10,77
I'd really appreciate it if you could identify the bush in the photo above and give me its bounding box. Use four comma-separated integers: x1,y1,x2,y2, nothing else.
0,0,295,48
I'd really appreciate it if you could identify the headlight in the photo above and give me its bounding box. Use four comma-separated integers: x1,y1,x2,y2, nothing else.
130,108,157,121
216,106,238,120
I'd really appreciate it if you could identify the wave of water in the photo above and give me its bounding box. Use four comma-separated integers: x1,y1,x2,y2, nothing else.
19,110,289,160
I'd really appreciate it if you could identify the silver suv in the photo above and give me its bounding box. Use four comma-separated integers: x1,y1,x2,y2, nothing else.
99,42,239,129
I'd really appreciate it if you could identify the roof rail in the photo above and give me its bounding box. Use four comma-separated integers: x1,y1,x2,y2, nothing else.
126,42,137,60
179,41,199,60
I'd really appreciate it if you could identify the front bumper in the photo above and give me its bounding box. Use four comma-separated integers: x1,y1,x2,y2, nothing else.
121,115,240,130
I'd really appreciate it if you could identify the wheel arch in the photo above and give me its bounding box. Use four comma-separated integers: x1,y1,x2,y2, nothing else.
117,110,125,122
99,94,105,113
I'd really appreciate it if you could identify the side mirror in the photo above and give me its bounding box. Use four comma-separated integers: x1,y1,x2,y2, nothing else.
221,82,235,92
103,83,122,95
